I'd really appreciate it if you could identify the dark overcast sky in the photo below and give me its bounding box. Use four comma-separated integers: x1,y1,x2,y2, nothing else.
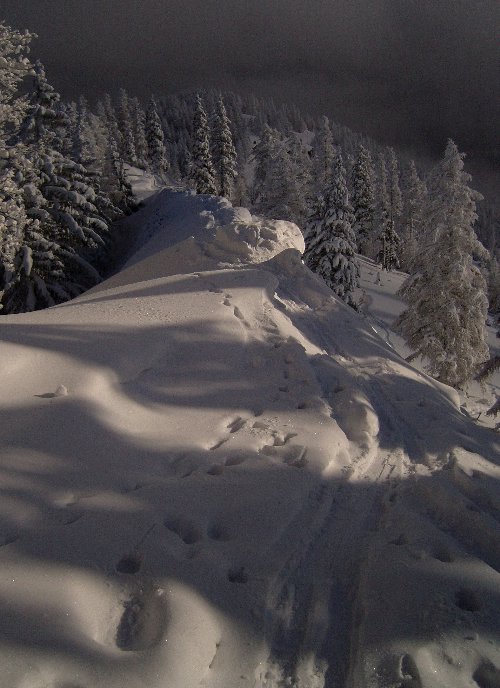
2,0,499,195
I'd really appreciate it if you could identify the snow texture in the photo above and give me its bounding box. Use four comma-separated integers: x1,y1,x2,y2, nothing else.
0,172,499,688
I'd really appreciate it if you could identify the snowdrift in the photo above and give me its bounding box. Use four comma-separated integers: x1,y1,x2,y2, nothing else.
0,185,499,688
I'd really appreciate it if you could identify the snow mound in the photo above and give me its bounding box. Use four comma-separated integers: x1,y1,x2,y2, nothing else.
97,189,304,291
122,188,303,268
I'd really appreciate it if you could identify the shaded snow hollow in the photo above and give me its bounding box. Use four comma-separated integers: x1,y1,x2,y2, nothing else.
0,178,499,688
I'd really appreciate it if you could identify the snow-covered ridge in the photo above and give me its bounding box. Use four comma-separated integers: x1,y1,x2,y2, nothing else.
0,183,499,688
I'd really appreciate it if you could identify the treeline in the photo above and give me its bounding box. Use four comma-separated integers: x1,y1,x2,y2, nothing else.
1,21,499,359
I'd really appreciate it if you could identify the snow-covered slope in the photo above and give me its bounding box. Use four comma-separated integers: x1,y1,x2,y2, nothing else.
0,182,499,688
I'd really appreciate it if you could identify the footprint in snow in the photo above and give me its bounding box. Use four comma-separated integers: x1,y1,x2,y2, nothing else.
473,660,500,688
116,552,142,575
282,445,308,468
35,384,68,399
0,533,19,547
207,523,231,541
115,586,166,651
207,463,224,476
228,566,248,584
233,306,245,321
225,454,246,467
227,416,246,433
399,653,422,687
164,517,203,545
209,438,229,451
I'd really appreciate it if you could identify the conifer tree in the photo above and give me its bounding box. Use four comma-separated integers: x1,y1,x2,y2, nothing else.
94,102,134,213
312,116,335,191
211,94,237,199
399,161,427,271
2,61,111,312
145,96,168,179
487,255,500,313
351,145,375,257
377,220,400,271
189,93,217,195
118,88,137,164
0,21,34,298
287,135,313,225
387,148,403,226
101,94,122,154
130,96,148,166
396,140,489,387
303,153,359,307
253,131,296,221
252,123,279,205
0,21,34,141
374,154,399,266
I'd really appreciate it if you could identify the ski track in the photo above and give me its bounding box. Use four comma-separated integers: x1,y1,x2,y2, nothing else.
251,288,417,687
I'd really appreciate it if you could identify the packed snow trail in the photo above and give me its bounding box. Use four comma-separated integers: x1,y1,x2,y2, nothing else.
0,184,499,688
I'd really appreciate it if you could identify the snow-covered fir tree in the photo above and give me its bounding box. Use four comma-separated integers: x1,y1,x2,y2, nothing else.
93,102,134,214
487,255,500,313
303,153,359,307
253,132,291,220
377,220,400,271
189,93,217,195
0,169,30,288
396,140,489,387
0,22,34,296
399,160,427,271
287,134,313,226
118,88,137,165
386,148,403,227
312,116,334,191
211,94,237,199
100,94,122,154
145,95,168,179
0,21,34,141
2,61,113,312
251,123,279,206
374,153,399,266
252,124,310,225
351,145,375,257
129,96,148,167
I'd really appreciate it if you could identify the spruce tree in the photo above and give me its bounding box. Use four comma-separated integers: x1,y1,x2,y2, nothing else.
374,154,399,266
377,220,400,271
351,145,375,257
303,153,359,307
0,21,34,141
387,148,403,226
145,96,168,179
0,21,34,298
94,102,134,214
252,123,279,205
130,96,148,167
211,94,237,199
118,88,137,165
189,93,217,195
287,135,313,225
312,116,334,191
396,140,489,387
3,61,111,312
399,161,427,272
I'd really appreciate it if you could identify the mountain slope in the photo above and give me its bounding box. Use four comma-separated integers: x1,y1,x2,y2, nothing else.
0,182,499,688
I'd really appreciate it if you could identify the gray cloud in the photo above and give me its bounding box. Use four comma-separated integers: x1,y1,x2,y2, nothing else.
2,0,499,193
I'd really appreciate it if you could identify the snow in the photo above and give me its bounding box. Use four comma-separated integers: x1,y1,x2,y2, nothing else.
0,173,499,688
